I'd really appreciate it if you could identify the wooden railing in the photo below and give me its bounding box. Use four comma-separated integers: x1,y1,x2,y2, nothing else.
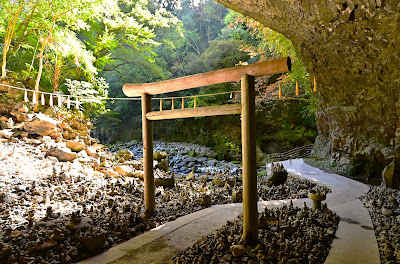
123,57,291,243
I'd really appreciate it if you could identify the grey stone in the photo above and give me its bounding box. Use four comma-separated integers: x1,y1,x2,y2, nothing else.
382,160,400,189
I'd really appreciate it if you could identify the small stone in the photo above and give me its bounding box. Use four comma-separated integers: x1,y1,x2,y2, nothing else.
133,170,144,179
36,239,57,251
107,170,120,178
45,147,77,162
66,141,85,152
232,190,242,202
153,151,168,161
382,207,393,216
115,165,134,177
230,245,247,257
198,195,211,207
9,230,21,239
186,170,195,181
80,233,107,251
24,120,55,136
223,254,232,261
155,177,175,188
67,216,92,231
86,147,97,157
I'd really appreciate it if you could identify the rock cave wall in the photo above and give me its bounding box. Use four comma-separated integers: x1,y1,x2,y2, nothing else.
216,0,400,176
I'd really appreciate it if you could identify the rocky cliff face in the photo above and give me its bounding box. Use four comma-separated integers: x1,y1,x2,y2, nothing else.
217,0,400,176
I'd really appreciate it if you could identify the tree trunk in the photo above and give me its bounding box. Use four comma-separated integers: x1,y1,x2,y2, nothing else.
1,6,22,77
216,0,400,177
34,37,49,112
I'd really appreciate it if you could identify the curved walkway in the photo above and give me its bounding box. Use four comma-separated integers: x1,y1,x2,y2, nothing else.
80,159,380,264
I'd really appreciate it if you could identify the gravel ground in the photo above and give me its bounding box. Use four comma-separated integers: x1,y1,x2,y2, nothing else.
170,202,339,264
360,186,400,264
0,140,330,264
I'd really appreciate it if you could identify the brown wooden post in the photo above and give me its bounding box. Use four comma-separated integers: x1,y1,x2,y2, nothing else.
172,98,174,110
182,98,184,109
194,97,197,108
278,84,282,99
160,99,163,111
142,93,155,214
295,81,299,96
241,74,258,244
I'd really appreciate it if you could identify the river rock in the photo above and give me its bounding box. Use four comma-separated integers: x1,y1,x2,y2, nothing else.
80,233,107,251
133,170,144,179
154,151,168,161
206,159,218,167
382,160,400,189
67,215,92,231
24,120,55,136
36,239,57,251
155,177,174,188
117,149,135,161
66,141,85,152
232,189,242,202
86,147,97,157
45,147,77,162
0,130,12,139
266,163,288,186
115,165,134,177
186,170,195,181
382,207,393,216
198,195,211,207
0,119,13,129
230,245,247,257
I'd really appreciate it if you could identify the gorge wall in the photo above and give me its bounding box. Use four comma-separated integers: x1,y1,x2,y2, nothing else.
217,0,400,176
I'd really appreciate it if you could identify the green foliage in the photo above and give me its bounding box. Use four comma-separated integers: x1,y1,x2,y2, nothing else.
0,93,10,103
65,77,109,117
185,39,249,74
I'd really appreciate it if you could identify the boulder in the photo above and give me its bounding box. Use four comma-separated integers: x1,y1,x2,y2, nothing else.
45,147,77,162
15,113,27,122
85,147,97,157
14,102,28,113
115,165,134,177
155,177,174,188
62,131,77,140
117,148,135,161
0,81,8,92
106,170,119,178
186,170,195,181
382,160,400,189
0,119,13,129
0,130,13,139
206,159,218,167
230,245,247,257
153,151,168,161
24,121,55,136
232,189,242,202
80,233,107,252
67,215,92,231
198,195,211,207
266,163,288,186
133,170,144,179
59,122,73,132
66,141,85,152
7,83,24,99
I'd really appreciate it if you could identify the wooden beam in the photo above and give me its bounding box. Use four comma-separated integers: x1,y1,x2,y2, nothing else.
123,57,291,97
241,74,258,244
146,104,241,121
142,93,155,214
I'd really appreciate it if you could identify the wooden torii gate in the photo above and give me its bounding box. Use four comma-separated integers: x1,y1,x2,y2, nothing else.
123,57,291,243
